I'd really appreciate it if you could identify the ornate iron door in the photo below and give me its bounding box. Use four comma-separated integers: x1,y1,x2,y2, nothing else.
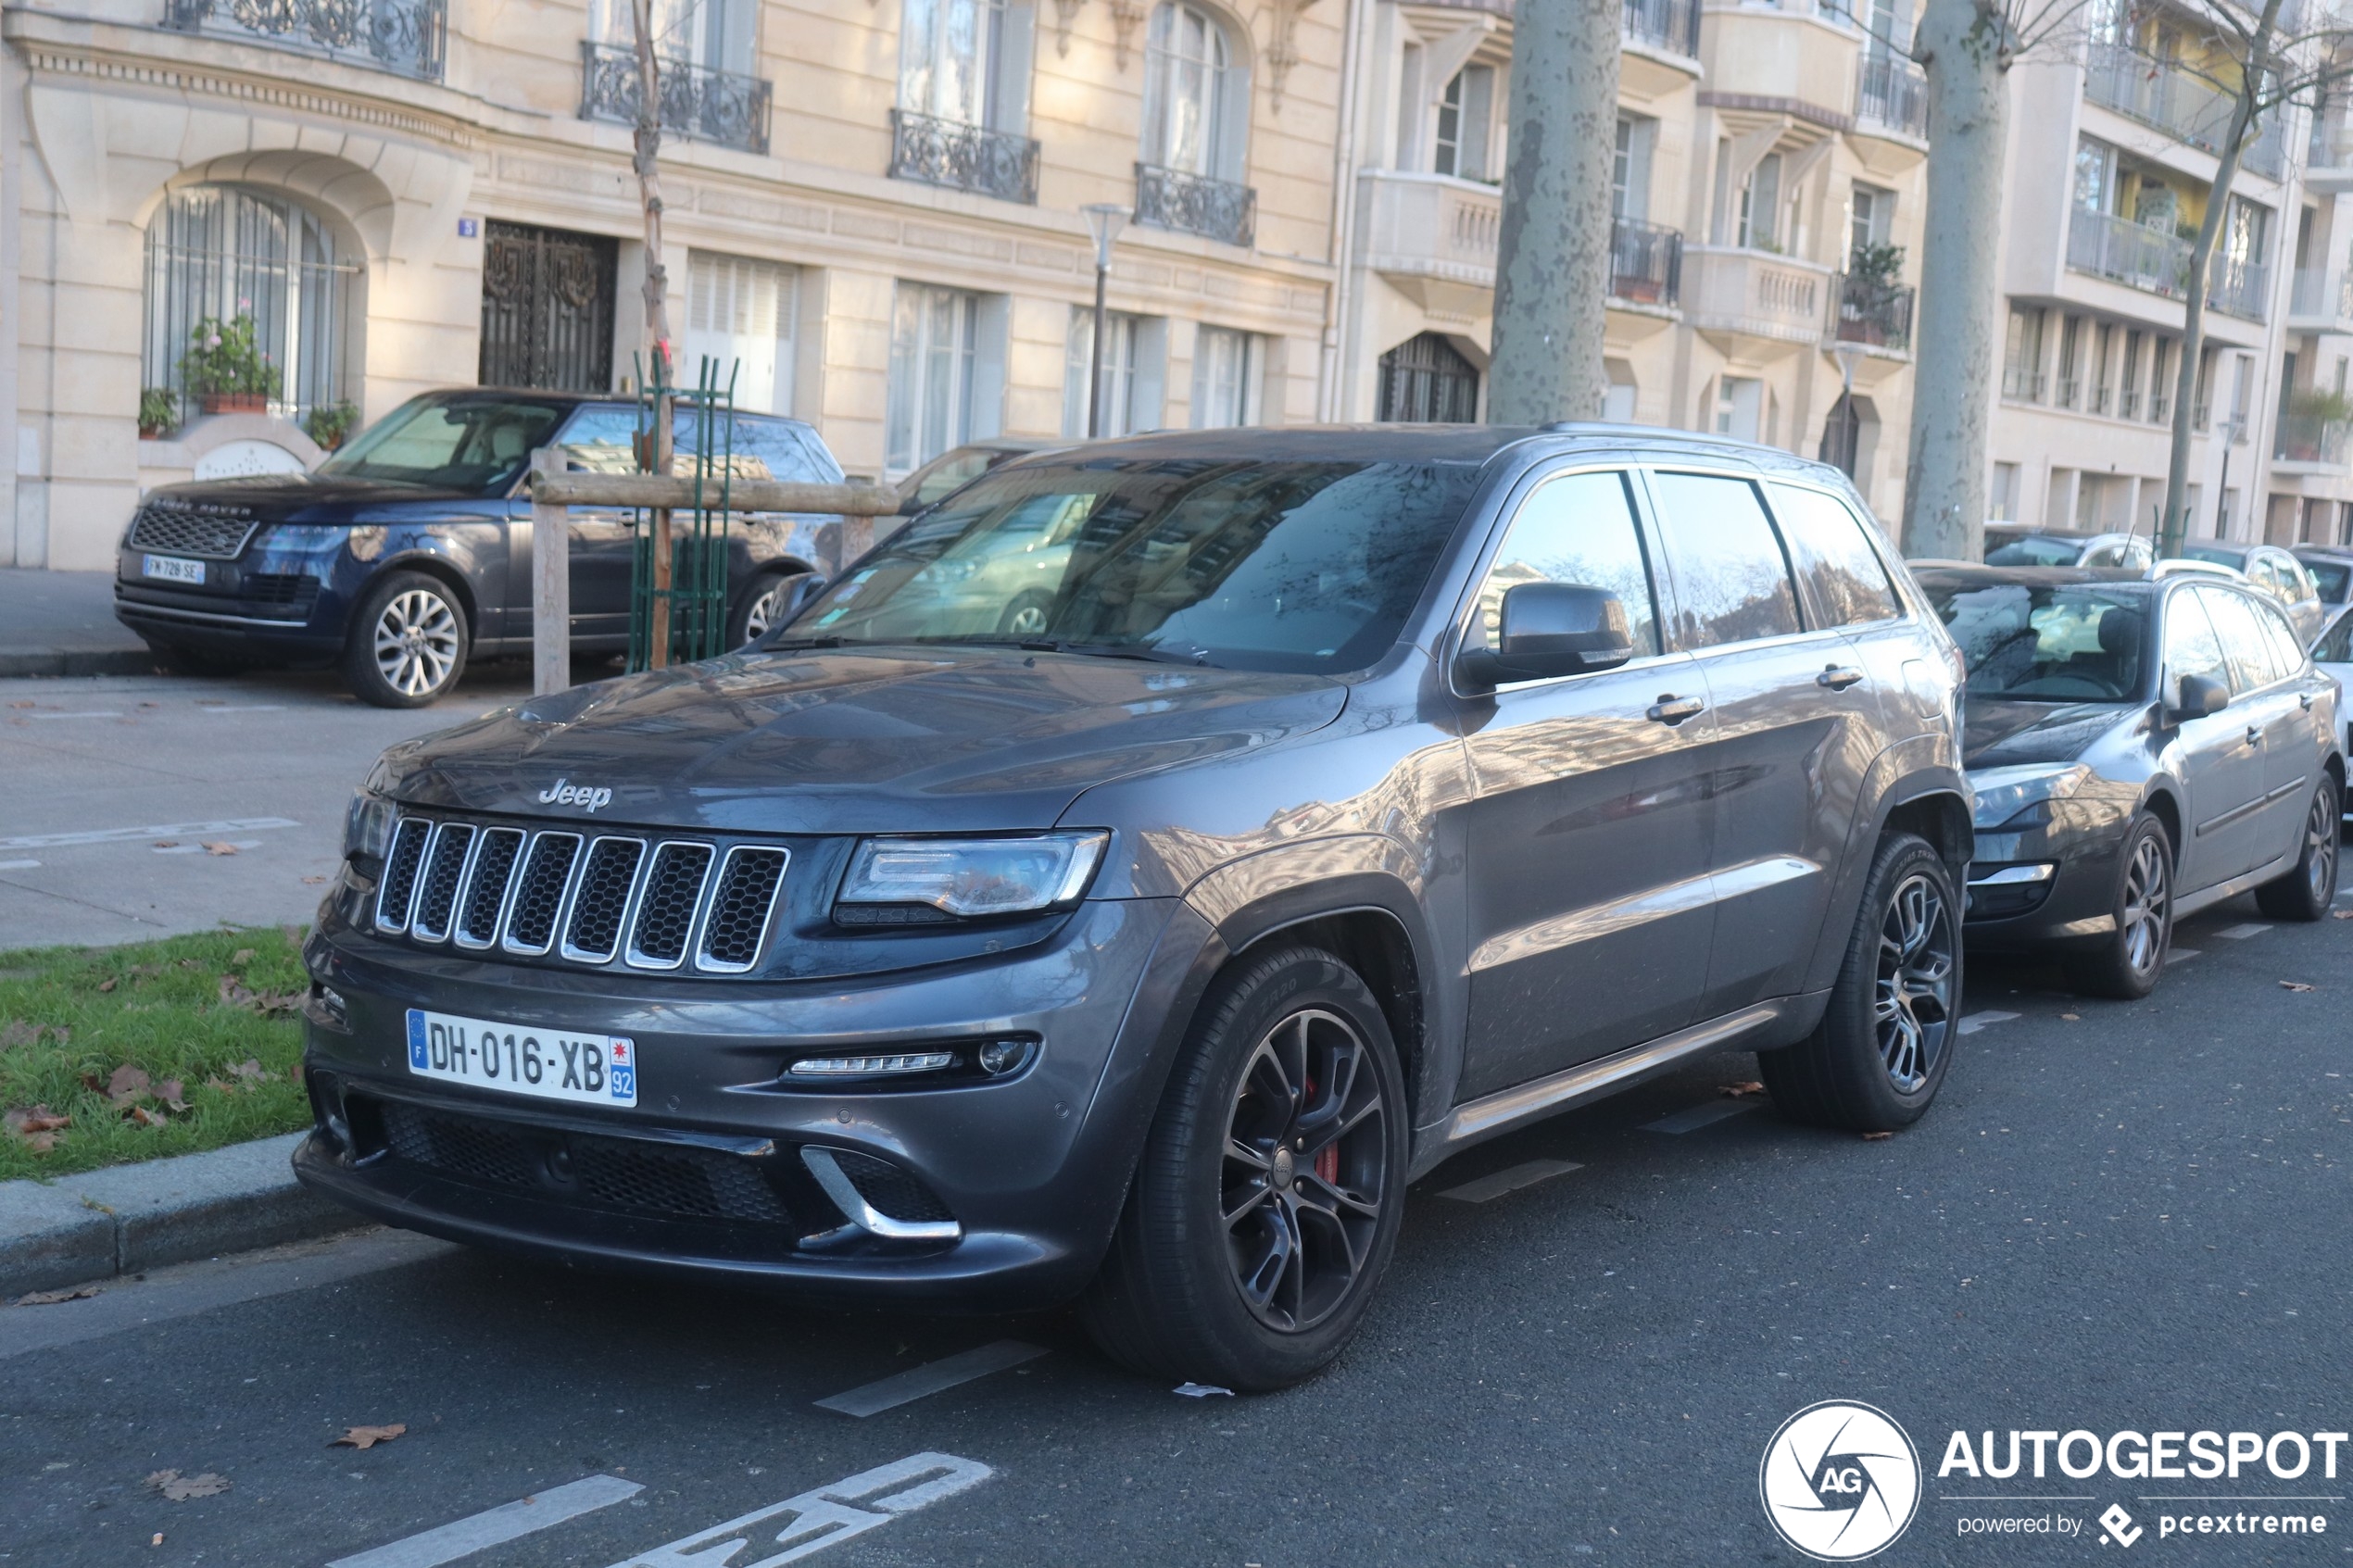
479,221,617,392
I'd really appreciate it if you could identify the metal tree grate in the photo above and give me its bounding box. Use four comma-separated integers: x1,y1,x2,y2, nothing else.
627,354,741,672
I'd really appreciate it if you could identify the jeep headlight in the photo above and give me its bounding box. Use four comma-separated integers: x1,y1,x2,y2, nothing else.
344,791,398,864
837,833,1107,920
1968,763,2093,830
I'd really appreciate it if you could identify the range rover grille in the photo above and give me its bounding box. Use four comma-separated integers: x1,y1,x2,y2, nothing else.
372,815,786,974
127,501,259,560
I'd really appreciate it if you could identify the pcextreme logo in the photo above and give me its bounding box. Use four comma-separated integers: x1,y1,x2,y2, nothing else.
1760,1400,1924,1561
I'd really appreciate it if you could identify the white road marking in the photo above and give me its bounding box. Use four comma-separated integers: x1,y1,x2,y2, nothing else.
814,1341,1046,1418
0,817,299,851
1957,1010,2021,1035
195,704,286,712
0,859,38,872
25,711,122,721
1438,1159,1584,1203
2217,922,2273,940
1642,1099,1759,1135
2168,947,2201,961
328,1474,643,1568
606,1451,991,1568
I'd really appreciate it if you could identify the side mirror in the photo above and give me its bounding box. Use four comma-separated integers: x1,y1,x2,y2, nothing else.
2171,671,2230,721
1458,582,1636,688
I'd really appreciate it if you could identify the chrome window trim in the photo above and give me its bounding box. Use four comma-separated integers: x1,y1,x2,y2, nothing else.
623,840,719,972
559,834,651,965
693,845,792,974
452,826,529,951
500,830,585,957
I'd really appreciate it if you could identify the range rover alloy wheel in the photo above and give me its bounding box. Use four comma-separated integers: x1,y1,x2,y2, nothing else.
730,571,816,648
1081,946,1408,1390
344,571,469,709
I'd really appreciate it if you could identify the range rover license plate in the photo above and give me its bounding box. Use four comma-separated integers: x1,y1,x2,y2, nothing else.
142,554,206,584
405,1008,637,1108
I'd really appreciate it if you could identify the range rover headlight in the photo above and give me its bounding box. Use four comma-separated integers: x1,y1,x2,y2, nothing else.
1968,763,2093,830
344,791,398,864
837,832,1107,920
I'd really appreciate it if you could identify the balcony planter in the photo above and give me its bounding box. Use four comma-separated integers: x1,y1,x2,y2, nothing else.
198,392,270,417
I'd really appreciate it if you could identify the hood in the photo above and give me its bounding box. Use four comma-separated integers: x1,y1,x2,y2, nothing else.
1962,697,2137,770
146,474,484,523
375,646,1349,834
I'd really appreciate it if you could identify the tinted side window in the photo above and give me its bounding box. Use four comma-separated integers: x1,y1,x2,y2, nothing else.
1767,483,1902,626
2318,609,2353,664
2253,597,2309,674
2196,586,2283,692
1474,470,1661,659
1646,472,1804,646
2162,590,2230,691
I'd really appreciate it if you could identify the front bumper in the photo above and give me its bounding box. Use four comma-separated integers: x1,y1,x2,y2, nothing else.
296,896,1207,1308
1960,807,2132,947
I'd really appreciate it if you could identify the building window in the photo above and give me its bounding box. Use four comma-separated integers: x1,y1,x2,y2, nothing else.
1614,116,1654,221
1738,154,1783,250
1064,309,1164,437
2002,306,2045,401
2150,336,2176,421
1435,66,1494,181
2120,328,2144,419
1992,461,2021,521
1850,182,1894,260
685,252,796,416
143,184,359,422
1193,325,1265,427
2057,315,2083,409
898,0,1032,131
1142,2,1248,181
1376,332,1476,423
887,282,983,474
1714,374,1763,442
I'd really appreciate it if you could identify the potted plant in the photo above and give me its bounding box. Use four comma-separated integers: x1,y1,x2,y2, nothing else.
305,400,359,452
137,387,179,440
179,313,283,416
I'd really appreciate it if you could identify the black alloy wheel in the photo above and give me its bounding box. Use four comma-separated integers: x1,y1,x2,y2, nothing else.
1875,869,1957,1093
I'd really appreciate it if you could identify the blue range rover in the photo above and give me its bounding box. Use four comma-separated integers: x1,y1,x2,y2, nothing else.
114,389,844,707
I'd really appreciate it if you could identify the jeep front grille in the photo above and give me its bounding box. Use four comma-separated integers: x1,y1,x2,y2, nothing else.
373,815,787,974
127,500,259,560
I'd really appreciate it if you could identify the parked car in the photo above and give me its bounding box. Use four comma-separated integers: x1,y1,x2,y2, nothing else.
2173,542,2328,643
294,426,1974,1390
1919,564,2344,999
114,389,844,708
2316,608,2353,819
1982,524,2154,571
895,437,1063,511
2293,545,2353,623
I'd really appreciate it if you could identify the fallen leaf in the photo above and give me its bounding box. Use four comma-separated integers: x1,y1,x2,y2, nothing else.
77,1071,106,1095
202,842,239,856
177,958,199,971
1861,1130,1894,1141
125,1104,169,1128
96,977,118,993
2334,909,2353,921
282,923,305,947
152,841,179,850
231,947,256,968
6,1106,71,1135
302,875,327,885
10,1283,101,1306
229,1058,268,1081
151,1533,164,1547
218,977,299,1016
144,1471,231,1501
107,1064,153,1105
330,1424,407,1449
1720,1081,1766,1098
5,700,31,709
2281,980,2316,993
2059,1012,2082,1022
0,1020,68,1048
157,1079,187,1111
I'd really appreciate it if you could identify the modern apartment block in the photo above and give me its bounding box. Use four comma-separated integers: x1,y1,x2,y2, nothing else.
1989,3,2353,550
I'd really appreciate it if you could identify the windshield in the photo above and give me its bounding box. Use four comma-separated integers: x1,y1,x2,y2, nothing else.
555,407,842,484
780,457,1485,673
318,395,569,492
1983,534,2085,568
2182,544,2246,569
2304,558,2351,602
1929,581,2149,702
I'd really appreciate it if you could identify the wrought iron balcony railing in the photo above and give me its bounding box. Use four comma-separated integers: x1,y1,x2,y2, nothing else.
1620,0,1701,56
1834,272,1915,352
1608,219,1683,307
887,108,1040,204
162,0,446,80
1856,52,1929,138
579,42,772,156
1134,163,1256,247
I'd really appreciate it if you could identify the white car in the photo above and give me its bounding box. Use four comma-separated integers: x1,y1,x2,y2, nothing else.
2318,608,2353,820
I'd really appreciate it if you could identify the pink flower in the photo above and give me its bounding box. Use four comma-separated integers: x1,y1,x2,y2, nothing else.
206,334,222,349
236,297,251,311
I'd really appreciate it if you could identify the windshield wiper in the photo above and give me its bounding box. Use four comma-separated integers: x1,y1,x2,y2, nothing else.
1016,640,1216,667
760,634,846,650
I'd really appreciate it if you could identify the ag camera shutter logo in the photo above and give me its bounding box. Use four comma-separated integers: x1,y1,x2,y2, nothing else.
1760,1400,1922,1561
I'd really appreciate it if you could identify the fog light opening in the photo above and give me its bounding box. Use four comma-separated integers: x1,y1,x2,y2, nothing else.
977,1038,1035,1076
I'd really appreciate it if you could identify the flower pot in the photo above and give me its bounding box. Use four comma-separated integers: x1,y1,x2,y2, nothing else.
199,392,269,416
139,424,170,441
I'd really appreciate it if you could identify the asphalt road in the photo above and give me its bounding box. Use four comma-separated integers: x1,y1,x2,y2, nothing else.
4,882,2348,1565
0,665,534,950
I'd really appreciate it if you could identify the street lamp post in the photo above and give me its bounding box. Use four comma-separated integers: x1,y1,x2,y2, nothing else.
1080,203,1129,439
1831,341,1867,479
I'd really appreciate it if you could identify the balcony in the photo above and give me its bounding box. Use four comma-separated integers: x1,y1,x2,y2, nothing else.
1135,163,1256,247
1621,0,1701,56
1683,246,1832,348
2289,267,2353,332
887,108,1039,204
2082,42,2284,179
1833,273,1914,352
1855,52,1928,139
2065,206,2271,320
1610,220,1685,308
2273,412,2351,469
162,0,446,80
2308,113,2353,192
579,42,771,156
1359,172,1684,311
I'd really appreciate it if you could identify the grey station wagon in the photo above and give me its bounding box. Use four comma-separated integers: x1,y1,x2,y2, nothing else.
295,426,1972,1389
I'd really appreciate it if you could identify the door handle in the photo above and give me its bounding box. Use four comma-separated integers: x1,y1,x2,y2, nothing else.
2300,692,2316,711
1647,695,1706,725
1817,665,1867,690
2246,725,2264,747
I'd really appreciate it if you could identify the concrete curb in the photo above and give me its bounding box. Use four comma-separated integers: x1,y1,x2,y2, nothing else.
0,649,155,678
0,1131,353,1297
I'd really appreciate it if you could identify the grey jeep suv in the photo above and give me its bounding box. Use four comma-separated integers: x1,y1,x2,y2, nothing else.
294,425,1972,1390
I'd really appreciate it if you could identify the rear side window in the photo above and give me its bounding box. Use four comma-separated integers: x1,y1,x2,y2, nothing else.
1473,470,1661,659
2162,590,2230,691
2318,609,2353,664
2196,586,2284,692
1645,472,1804,647
2252,596,2309,675
1767,483,1902,626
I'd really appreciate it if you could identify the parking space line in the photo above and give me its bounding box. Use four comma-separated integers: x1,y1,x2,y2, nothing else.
1958,1010,2020,1035
1642,1099,1758,1135
326,1474,642,1568
1438,1159,1584,1203
814,1340,1048,1418
0,859,37,872
2217,922,2272,940
24,711,121,721
0,816,299,851
608,1452,990,1568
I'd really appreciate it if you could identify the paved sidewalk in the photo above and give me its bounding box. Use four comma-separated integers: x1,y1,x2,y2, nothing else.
0,568,151,676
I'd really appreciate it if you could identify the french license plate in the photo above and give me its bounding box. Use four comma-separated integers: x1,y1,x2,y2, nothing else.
142,554,206,584
405,1008,636,1108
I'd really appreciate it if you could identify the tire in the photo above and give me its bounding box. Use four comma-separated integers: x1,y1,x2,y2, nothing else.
2068,814,2174,999
727,571,815,649
2254,772,2342,922
1760,832,1961,1132
1078,946,1409,1391
343,571,468,709
997,588,1055,638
